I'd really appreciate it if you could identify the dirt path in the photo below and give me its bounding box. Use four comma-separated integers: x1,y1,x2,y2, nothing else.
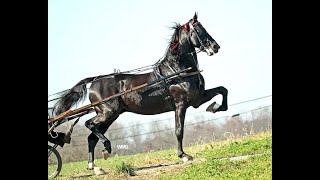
133,153,270,179
66,153,270,179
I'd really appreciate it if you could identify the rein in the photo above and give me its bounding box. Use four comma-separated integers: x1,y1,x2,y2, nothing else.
48,49,201,102
179,70,202,78
158,22,204,90
48,21,204,101
48,58,164,100
188,22,207,51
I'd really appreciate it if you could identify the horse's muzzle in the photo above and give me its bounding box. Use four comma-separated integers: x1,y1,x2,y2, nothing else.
213,44,220,53
205,49,214,56
205,44,220,56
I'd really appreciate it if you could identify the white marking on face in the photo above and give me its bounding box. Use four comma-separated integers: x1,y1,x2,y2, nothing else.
205,48,215,56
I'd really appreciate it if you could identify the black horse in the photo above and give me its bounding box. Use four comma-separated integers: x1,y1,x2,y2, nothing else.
53,13,228,170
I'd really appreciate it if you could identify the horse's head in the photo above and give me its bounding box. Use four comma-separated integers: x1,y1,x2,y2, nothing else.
184,13,220,56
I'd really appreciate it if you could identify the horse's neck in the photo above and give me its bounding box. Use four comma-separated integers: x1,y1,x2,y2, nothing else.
159,51,198,76
177,40,199,71
184,51,199,70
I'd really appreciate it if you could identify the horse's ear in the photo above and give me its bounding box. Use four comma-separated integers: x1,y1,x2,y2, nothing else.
193,12,198,21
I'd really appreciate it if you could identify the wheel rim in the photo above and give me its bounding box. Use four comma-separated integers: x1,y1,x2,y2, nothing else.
48,145,62,178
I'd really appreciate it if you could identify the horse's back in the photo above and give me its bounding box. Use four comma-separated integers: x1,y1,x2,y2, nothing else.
89,73,175,115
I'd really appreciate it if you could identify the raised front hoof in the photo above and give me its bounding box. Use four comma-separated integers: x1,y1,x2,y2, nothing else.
94,166,106,175
206,102,221,113
102,149,110,160
182,154,193,163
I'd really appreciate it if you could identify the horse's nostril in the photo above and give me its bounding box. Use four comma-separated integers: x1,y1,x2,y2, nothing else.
213,45,220,49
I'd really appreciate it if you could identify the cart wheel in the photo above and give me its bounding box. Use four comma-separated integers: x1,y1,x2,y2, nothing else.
48,144,62,179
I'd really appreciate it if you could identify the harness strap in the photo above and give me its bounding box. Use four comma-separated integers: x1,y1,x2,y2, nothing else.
179,70,202,78
153,66,164,79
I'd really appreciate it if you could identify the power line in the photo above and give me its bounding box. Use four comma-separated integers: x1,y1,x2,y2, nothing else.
229,95,272,106
97,94,272,132
48,60,165,98
66,104,271,147
67,94,272,137
110,105,271,141
50,93,271,133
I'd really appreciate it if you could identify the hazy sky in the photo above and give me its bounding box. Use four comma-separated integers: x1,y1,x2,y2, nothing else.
48,0,272,124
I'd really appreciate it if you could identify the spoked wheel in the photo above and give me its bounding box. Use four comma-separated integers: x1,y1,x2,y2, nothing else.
48,144,62,179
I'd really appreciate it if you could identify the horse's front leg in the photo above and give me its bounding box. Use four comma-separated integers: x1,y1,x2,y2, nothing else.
193,86,228,113
175,102,193,162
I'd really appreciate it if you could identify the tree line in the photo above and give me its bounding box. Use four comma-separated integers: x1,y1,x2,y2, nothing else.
51,106,272,163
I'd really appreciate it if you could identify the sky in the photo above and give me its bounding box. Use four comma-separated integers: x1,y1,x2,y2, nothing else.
48,0,272,125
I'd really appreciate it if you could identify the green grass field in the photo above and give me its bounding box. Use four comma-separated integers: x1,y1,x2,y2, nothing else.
49,131,272,179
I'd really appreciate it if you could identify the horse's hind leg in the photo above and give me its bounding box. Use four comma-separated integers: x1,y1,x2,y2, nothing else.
87,132,98,170
193,86,228,113
87,123,110,170
85,103,120,168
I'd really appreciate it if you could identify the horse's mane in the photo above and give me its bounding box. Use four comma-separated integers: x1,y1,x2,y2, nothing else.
163,23,182,59
168,23,181,42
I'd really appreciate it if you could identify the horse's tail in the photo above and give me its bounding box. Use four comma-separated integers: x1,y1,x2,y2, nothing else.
53,76,96,116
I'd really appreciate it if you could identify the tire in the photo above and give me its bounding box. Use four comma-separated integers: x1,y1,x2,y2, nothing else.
48,144,62,178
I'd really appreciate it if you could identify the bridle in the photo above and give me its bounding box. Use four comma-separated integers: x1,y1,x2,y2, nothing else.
165,20,212,70
187,21,206,50
185,21,215,56
155,20,214,90
48,20,213,100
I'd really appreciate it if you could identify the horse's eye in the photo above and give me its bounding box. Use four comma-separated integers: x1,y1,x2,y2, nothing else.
206,40,210,46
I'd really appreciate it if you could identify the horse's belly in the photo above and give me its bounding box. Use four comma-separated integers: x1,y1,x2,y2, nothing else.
121,88,174,115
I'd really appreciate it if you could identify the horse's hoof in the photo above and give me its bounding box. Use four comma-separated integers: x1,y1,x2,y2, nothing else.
102,150,110,160
182,154,193,163
206,102,221,113
94,166,106,175
87,162,95,170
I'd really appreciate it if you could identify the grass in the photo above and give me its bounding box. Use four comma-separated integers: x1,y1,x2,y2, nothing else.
49,130,272,179
115,161,136,176
161,153,271,180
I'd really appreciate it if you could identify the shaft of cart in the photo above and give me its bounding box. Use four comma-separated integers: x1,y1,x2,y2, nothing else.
48,67,192,125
